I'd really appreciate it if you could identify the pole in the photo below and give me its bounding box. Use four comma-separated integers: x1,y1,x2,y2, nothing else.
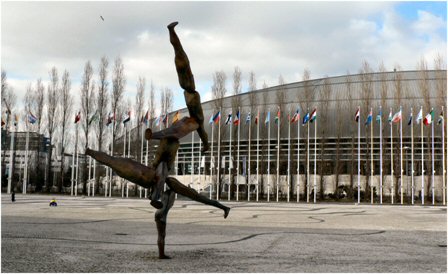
400,106,403,205
199,141,202,193
314,111,317,204
191,133,195,191
442,106,446,206
390,107,394,204
358,106,361,204
248,110,251,202
307,108,310,203
140,122,144,198
267,109,271,202
110,118,115,197
380,106,383,204
7,126,15,194
145,123,149,199
88,154,92,197
210,117,214,200
73,123,79,196
256,107,260,202
127,123,131,198
370,107,374,204
287,108,291,202
411,107,414,205
122,124,126,198
23,126,30,194
236,107,240,201
421,106,424,205
228,112,232,201
297,110,300,203
75,145,79,196
276,107,280,203
93,148,96,197
431,108,435,205
217,107,221,200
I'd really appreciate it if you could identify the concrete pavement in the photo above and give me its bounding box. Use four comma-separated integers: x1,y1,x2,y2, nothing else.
1,194,446,272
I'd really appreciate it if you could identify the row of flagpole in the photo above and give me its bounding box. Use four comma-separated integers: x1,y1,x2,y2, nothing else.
3,103,446,205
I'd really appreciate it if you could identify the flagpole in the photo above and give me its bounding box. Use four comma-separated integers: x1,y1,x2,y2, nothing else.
74,123,79,196
23,120,30,194
390,107,394,204
122,123,126,198
229,111,232,201
431,108,435,205
256,107,260,202
421,106,424,205
191,132,194,191
411,107,414,205
248,111,251,202
379,106,383,204
442,106,446,206
400,106,403,205
140,120,144,198
314,109,317,204
7,121,15,194
75,143,79,196
145,122,149,199
199,141,202,193
307,108,310,203
93,141,96,197
370,108,374,204
217,107,221,200
127,121,131,197
210,114,214,200
236,107,241,201
88,153,92,197
287,107,291,203
297,109,300,203
267,109,271,202
110,118,115,197
276,106,280,203
358,106,361,204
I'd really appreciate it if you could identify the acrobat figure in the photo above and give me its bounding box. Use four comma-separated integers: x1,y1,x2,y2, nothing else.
147,22,210,207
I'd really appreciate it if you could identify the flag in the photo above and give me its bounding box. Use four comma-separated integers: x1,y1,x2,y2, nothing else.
416,108,423,124
162,114,168,126
365,110,372,126
407,112,413,126
74,111,81,124
309,108,317,123
154,116,161,127
255,112,259,124
106,112,115,126
423,109,434,126
122,111,131,124
265,111,270,124
388,110,392,123
143,110,149,126
438,111,444,124
225,113,232,125
88,111,99,126
291,108,300,123
28,112,38,124
274,109,280,124
172,111,180,124
245,112,251,124
354,108,360,123
13,114,19,126
1,118,5,128
376,109,382,123
392,109,402,123
233,111,240,125
213,111,221,124
302,112,310,125
209,113,214,125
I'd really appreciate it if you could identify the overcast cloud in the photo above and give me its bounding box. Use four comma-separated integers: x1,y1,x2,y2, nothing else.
2,1,447,117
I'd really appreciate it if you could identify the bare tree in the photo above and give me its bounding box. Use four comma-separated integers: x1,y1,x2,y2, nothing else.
111,56,126,155
230,67,243,199
318,76,331,200
233,67,242,95
345,71,355,198
301,69,312,198
149,81,156,122
212,70,227,197
58,70,72,192
1,70,17,185
45,67,59,192
134,76,146,162
81,61,96,195
360,60,373,200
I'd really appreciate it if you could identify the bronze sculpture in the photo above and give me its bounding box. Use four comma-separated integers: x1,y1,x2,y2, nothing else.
85,22,230,259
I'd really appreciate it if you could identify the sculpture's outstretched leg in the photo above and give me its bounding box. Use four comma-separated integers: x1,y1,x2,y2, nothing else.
168,22,209,153
145,117,199,141
155,189,176,259
165,177,230,218
85,148,155,189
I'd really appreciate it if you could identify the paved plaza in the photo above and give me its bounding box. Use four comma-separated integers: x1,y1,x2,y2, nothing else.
1,194,447,272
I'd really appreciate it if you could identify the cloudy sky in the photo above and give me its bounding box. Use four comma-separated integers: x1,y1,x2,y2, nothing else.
2,1,447,119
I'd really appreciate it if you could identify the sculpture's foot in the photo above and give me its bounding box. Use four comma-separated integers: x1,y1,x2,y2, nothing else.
224,207,230,219
167,21,178,29
159,255,171,259
201,142,210,153
151,200,163,209
145,128,152,141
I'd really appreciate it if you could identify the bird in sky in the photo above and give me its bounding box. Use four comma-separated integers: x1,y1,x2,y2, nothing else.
100,15,104,21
